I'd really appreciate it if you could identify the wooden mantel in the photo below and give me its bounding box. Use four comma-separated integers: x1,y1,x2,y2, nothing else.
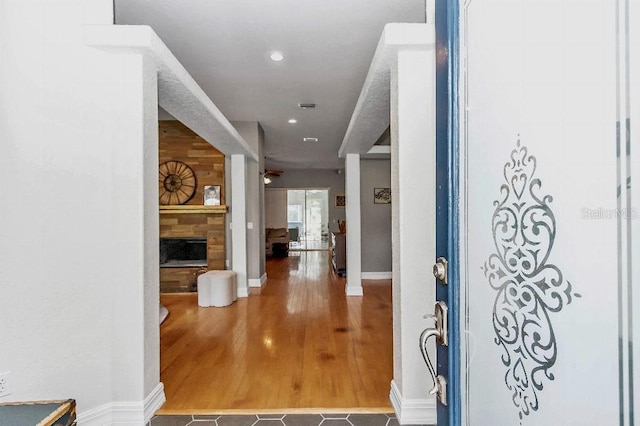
159,205,229,214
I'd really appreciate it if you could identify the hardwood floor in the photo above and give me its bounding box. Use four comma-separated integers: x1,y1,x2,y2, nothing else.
158,251,393,414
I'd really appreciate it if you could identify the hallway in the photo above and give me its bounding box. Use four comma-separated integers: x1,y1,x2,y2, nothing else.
158,251,393,414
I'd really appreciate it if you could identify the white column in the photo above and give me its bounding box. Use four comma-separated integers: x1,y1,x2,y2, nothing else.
230,122,265,288
231,154,249,297
224,156,233,269
246,157,262,287
0,0,165,419
345,153,363,296
389,48,436,425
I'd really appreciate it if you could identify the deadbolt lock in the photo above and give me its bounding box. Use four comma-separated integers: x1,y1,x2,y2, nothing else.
433,257,448,285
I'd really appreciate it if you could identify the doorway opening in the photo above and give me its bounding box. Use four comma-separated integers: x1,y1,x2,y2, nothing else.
287,189,329,250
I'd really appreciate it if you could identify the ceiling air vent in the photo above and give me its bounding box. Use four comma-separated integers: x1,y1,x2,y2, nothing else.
298,103,316,109
303,137,319,143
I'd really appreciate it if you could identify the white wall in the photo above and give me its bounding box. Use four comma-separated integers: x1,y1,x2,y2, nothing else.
345,154,363,296
0,0,161,420
265,189,288,228
225,156,233,269
360,159,392,273
390,48,436,424
231,155,249,296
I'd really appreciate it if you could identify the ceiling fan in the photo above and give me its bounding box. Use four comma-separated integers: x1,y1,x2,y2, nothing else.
263,169,283,184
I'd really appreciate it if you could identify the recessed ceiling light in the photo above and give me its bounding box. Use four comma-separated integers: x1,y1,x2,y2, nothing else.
288,119,297,124
303,137,319,143
270,52,284,62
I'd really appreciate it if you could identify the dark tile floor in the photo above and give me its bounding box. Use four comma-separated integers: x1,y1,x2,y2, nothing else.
148,413,409,426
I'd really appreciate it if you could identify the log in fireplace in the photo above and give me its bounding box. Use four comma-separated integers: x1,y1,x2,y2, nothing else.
160,237,207,268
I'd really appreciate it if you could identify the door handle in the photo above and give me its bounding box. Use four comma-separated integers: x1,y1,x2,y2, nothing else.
419,301,448,405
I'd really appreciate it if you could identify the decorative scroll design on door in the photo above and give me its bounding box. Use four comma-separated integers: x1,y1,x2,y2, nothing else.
482,141,580,423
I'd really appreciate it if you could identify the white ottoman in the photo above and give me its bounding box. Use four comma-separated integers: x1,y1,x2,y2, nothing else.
197,270,237,307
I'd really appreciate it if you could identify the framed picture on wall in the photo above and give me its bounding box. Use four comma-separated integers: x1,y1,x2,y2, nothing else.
204,185,221,205
374,187,391,204
335,194,346,208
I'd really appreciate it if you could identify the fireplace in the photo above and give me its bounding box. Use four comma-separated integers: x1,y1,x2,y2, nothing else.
160,237,207,268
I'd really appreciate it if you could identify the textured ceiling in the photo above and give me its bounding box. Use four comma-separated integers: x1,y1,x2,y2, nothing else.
115,0,425,169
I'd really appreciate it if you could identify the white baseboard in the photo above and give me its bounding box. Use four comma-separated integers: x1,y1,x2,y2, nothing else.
249,272,267,288
77,403,112,425
361,271,392,280
389,380,436,425
143,383,166,423
77,382,165,425
345,283,364,296
237,286,249,298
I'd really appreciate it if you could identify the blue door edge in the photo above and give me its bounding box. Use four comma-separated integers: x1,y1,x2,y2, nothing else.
446,0,461,425
434,0,461,425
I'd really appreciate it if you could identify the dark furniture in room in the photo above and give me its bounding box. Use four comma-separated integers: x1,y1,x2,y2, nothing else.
266,228,290,256
271,242,289,257
288,227,300,243
331,232,346,276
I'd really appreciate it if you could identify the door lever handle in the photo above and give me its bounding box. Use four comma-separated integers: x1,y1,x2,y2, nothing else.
419,327,444,396
419,301,448,405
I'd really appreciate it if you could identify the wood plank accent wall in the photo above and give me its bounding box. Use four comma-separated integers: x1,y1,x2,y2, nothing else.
159,121,227,293
159,120,225,205
160,267,205,294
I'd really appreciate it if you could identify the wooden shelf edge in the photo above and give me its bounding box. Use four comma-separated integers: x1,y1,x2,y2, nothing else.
160,205,229,214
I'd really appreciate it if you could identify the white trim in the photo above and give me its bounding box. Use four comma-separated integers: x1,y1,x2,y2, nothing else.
231,155,249,298
389,380,436,425
111,401,148,425
345,154,363,297
76,403,112,425
249,272,267,288
265,186,331,191
361,271,392,280
143,382,166,423
339,23,435,157
366,145,391,155
84,26,257,161
345,284,364,296
77,383,165,425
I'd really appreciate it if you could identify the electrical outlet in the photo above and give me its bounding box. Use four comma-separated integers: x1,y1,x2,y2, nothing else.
0,372,12,398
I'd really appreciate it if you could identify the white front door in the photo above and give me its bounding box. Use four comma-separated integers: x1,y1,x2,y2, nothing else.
459,1,638,425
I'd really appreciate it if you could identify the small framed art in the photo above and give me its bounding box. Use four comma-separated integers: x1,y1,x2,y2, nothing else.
204,185,221,206
373,187,391,204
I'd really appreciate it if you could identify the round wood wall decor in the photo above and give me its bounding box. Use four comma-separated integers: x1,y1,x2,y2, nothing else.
159,160,196,205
